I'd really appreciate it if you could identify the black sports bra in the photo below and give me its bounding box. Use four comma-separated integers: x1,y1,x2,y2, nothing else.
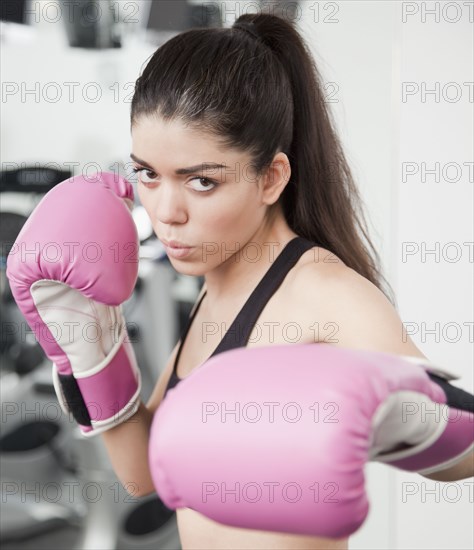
163,236,318,398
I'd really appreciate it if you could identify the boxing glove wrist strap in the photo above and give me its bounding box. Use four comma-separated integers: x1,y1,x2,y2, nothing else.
52,324,142,437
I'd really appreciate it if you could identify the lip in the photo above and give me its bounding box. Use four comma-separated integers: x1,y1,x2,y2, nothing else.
161,238,192,249
160,238,194,259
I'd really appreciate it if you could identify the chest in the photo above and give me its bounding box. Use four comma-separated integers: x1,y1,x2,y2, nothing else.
176,275,325,379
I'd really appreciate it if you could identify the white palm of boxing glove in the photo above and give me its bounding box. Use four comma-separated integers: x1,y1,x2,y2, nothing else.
369,355,473,474
35,281,140,434
6,172,141,436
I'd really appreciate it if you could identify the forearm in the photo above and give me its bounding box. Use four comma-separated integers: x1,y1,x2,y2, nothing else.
421,449,474,481
101,401,156,497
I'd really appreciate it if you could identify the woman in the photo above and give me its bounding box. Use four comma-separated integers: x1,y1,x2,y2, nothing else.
101,12,472,550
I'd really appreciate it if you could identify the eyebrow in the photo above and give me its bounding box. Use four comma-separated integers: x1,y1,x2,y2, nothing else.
130,153,228,176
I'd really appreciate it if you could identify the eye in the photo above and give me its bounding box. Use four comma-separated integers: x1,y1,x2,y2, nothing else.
132,167,217,193
132,167,157,186
189,177,217,193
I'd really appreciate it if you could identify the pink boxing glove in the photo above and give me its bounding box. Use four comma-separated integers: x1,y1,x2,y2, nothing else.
148,344,473,538
6,172,141,437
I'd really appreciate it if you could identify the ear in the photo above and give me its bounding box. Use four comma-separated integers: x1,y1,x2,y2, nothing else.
260,152,291,206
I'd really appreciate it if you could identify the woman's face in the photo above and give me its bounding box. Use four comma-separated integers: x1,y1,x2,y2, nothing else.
131,115,269,276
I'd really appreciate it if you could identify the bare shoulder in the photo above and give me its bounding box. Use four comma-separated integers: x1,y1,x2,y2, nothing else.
288,246,428,359
287,245,350,292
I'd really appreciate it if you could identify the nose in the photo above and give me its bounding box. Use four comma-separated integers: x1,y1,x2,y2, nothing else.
153,181,188,225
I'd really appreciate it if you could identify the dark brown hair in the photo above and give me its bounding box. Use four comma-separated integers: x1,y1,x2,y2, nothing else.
131,13,396,306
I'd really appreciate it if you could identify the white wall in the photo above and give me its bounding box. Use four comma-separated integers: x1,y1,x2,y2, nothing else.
393,2,473,549
1,1,472,548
